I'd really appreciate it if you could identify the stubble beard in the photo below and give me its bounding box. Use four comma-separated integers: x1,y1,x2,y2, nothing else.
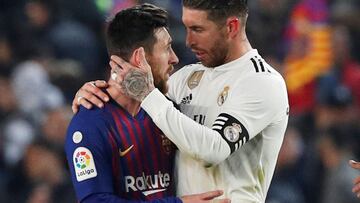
199,38,229,68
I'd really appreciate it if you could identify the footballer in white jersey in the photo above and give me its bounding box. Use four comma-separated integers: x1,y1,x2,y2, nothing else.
141,49,289,202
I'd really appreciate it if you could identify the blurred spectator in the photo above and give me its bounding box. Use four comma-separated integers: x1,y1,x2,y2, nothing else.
40,106,72,152
248,0,297,61
317,25,360,110
11,60,65,125
3,117,35,168
107,0,138,17
0,76,35,168
26,183,52,203
12,0,102,77
0,77,17,123
5,139,76,203
317,126,359,203
48,59,85,103
284,0,333,115
315,84,355,129
330,0,360,61
0,34,14,77
266,125,306,203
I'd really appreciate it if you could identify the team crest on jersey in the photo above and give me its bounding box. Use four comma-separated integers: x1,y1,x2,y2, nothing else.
161,135,173,154
212,113,249,154
224,123,242,143
73,147,97,182
187,70,204,89
217,86,230,106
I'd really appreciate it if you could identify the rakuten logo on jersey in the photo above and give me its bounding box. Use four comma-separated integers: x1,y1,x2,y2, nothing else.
125,171,170,196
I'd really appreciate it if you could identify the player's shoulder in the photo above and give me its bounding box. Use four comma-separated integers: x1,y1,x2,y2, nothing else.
66,106,111,144
70,106,108,126
242,53,285,84
233,54,287,99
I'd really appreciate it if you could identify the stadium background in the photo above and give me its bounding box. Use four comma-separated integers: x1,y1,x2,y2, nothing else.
0,0,359,202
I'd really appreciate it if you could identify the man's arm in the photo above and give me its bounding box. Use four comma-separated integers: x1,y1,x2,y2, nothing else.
141,89,231,164
72,80,109,113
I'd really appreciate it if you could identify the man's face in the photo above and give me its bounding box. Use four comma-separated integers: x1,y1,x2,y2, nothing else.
182,7,230,67
147,27,179,93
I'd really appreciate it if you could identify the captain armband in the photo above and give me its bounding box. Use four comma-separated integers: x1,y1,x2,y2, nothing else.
212,113,249,154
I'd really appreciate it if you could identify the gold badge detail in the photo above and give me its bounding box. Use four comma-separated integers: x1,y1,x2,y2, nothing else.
217,86,230,106
161,135,173,154
187,70,204,89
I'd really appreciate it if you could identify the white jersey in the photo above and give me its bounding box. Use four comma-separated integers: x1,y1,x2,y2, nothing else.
141,49,289,203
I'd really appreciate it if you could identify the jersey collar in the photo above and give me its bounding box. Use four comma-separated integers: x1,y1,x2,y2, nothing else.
213,49,259,72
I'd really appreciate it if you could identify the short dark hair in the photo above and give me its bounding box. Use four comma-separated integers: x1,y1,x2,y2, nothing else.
106,3,168,60
182,0,248,25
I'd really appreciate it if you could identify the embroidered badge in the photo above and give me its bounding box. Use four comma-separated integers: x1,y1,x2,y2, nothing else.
187,70,204,89
217,86,230,106
224,123,242,143
161,135,173,155
73,147,97,182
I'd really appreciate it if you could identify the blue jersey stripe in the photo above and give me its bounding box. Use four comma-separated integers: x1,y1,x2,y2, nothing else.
110,110,139,183
145,116,164,173
108,131,122,195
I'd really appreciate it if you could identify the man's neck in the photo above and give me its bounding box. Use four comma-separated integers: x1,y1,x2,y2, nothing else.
106,81,141,117
224,32,252,64
230,37,252,61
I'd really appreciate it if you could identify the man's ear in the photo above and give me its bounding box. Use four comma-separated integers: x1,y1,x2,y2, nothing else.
129,47,143,67
226,17,240,39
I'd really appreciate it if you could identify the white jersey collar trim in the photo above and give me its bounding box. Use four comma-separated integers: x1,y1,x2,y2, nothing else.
212,49,259,72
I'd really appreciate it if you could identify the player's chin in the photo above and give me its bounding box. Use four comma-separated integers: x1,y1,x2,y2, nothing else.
161,82,169,94
155,80,169,94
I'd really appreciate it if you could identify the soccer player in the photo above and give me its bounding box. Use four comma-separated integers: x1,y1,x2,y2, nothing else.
349,160,360,198
66,4,229,203
74,0,289,202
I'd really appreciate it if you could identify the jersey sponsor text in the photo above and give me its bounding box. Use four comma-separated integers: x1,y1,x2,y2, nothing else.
125,171,170,196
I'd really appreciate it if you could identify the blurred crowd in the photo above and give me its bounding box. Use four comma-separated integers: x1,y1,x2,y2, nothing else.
0,0,359,202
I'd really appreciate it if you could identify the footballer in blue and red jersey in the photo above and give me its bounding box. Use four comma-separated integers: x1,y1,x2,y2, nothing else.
65,98,181,203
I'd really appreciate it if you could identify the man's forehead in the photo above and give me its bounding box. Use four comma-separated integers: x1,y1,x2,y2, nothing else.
154,27,172,44
182,7,210,24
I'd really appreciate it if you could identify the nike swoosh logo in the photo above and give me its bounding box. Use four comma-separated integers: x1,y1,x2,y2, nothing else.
119,145,134,157
142,188,167,196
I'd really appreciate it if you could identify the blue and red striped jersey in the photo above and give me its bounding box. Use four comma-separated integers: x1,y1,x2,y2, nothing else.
65,99,179,202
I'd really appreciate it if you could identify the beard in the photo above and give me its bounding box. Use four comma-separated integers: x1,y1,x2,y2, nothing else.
194,35,229,68
154,78,168,94
149,62,171,94
201,44,228,67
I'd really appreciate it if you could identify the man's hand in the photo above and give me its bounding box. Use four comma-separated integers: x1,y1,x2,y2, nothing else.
349,160,360,198
109,47,155,102
181,190,230,203
72,80,109,113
